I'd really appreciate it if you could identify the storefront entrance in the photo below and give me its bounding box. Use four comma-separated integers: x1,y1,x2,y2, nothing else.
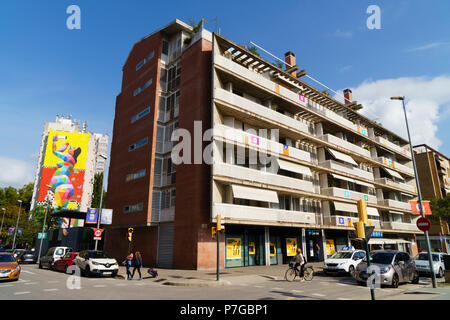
225,226,265,268
305,229,323,262
324,230,349,259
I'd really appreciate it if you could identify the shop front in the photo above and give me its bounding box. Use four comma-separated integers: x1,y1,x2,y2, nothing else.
305,229,324,262
324,229,349,259
224,225,265,268
269,227,303,265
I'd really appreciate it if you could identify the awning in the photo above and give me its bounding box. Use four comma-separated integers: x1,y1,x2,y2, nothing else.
330,173,355,184
383,239,398,244
231,184,279,203
354,180,376,189
334,201,358,213
390,210,404,215
327,148,358,166
369,238,410,245
367,207,379,216
277,159,312,176
381,167,404,180
368,239,385,245
396,240,412,244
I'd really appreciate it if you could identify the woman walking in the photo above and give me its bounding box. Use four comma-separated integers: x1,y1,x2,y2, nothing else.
122,253,133,280
132,251,143,280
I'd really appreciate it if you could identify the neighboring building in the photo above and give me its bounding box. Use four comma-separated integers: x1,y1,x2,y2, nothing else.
105,19,422,270
413,144,450,253
30,116,109,227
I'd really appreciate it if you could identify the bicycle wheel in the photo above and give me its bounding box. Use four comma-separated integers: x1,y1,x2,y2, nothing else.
285,268,297,282
304,267,314,281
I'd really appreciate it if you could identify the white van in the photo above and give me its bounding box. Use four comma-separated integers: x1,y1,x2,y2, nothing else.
39,246,73,270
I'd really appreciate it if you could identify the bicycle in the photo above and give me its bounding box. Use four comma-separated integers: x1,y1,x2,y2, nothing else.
285,261,314,282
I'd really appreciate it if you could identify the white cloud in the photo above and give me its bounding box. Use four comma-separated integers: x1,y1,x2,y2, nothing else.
0,157,35,188
407,42,450,52
338,76,450,150
340,65,352,73
333,29,352,38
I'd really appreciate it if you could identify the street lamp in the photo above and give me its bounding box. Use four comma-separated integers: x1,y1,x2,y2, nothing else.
12,200,23,250
94,154,107,251
37,201,50,263
391,96,437,288
0,208,6,244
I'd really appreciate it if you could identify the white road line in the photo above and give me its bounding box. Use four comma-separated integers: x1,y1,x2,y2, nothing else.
24,282,38,285
93,285,106,288
14,291,30,295
0,284,14,288
337,283,351,286
48,281,59,283
291,289,303,293
272,287,282,290
43,288,59,292
239,284,248,286
21,270,35,275
254,285,264,288
312,293,326,297
337,298,350,300
115,283,127,286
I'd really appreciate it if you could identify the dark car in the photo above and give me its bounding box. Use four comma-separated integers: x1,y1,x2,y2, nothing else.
12,249,26,260
17,250,39,264
39,247,73,270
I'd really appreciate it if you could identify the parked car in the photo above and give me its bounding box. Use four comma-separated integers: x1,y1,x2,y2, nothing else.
355,250,419,288
0,253,21,281
12,249,26,259
73,250,119,277
39,246,73,270
414,252,448,278
54,252,79,273
17,250,39,264
323,249,366,275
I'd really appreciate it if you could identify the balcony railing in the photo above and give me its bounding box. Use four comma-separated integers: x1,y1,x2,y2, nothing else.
381,221,419,232
379,199,412,211
319,159,374,181
377,157,414,176
375,178,416,194
324,215,380,229
213,162,315,193
321,187,377,204
214,124,311,163
160,207,175,222
213,203,316,225
320,134,371,158
375,136,411,159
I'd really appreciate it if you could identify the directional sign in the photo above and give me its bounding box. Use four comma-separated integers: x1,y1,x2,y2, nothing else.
416,217,431,232
365,225,375,240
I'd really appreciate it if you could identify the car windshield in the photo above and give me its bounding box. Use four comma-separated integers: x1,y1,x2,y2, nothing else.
24,251,35,255
88,251,112,259
0,255,16,263
330,252,353,259
415,253,440,262
370,252,395,264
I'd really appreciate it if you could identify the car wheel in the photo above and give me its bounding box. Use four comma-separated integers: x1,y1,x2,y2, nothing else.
348,265,355,277
438,268,444,278
411,271,419,284
391,274,399,288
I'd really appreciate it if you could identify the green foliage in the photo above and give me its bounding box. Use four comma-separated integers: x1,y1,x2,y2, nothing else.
351,104,363,111
188,18,208,33
273,60,284,68
322,90,331,96
91,173,107,208
247,45,260,57
430,196,450,224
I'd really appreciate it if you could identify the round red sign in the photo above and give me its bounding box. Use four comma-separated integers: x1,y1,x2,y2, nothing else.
416,217,431,231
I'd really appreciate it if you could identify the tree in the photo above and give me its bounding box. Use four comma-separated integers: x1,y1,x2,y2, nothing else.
430,196,450,224
91,173,106,209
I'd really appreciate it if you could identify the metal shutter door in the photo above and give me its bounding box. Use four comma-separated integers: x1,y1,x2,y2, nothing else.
157,223,174,268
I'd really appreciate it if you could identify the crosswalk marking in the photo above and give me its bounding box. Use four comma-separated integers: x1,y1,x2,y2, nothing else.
312,293,326,297
43,289,59,292
14,291,30,295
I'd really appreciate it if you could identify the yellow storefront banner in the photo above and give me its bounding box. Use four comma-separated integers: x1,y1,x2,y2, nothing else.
326,239,336,256
286,238,297,256
43,130,90,169
226,238,241,260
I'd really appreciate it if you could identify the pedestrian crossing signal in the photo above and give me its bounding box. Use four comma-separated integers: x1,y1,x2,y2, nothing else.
211,226,217,239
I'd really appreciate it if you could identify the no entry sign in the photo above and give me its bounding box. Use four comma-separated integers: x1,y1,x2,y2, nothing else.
416,217,431,232
92,228,104,240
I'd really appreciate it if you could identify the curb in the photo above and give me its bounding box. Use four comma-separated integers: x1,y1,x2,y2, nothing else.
162,279,232,287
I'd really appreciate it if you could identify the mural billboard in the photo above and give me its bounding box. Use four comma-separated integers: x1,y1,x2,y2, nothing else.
37,130,90,227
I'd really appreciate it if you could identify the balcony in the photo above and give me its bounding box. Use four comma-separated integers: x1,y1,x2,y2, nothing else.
321,187,377,204
213,162,315,193
212,203,316,225
160,207,175,222
319,159,374,181
375,136,411,159
379,199,412,211
377,157,414,176
215,88,310,135
325,215,381,229
320,134,371,158
381,221,419,232
214,124,311,163
375,178,416,194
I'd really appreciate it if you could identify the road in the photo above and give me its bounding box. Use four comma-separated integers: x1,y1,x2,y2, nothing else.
0,264,445,301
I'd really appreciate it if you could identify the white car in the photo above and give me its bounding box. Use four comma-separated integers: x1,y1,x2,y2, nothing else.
323,249,366,275
414,252,448,278
74,250,119,277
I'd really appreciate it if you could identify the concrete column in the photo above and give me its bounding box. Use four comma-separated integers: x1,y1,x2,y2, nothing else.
321,229,327,262
301,228,307,259
265,227,270,266
226,82,233,92
370,146,378,159
317,148,326,163
314,122,323,137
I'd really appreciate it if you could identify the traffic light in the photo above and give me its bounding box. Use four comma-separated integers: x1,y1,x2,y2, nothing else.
127,227,134,242
357,200,368,224
217,215,222,231
353,221,366,239
211,226,217,239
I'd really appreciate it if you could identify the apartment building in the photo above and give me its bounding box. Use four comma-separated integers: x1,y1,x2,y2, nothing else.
413,144,449,253
105,19,421,270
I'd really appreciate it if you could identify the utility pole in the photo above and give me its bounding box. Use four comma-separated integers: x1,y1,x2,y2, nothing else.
37,202,50,263
0,208,5,244
94,154,107,251
212,215,225,281
12,200,23,250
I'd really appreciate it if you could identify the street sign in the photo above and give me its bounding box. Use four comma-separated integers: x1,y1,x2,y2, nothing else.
37,233,48,239
85,208,98,224
7,227,15,236
365,225,375,240
410,201,432,215
416,217,431,232
100,209,113,225
92,228,104,240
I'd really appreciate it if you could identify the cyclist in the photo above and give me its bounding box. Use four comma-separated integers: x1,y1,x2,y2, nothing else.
292,248,306,282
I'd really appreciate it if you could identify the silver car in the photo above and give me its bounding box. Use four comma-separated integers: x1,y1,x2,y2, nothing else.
414,252,448,278
355,250,419,288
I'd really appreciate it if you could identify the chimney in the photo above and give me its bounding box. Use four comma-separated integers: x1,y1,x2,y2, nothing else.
285,51,297,76
343,89,353,105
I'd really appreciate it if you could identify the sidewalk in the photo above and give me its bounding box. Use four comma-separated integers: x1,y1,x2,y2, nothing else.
117,262,325,287
380,283,450,300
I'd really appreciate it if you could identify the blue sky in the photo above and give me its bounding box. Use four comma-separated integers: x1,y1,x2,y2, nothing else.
1,0,449,187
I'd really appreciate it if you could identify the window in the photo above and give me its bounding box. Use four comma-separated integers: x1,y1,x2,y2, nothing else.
133,78,153,96
167,65,180,91
129,137,148,152
126,169,146,182
162,40,169,55
136,51,155,71
123,203,143,213
131,107,151,123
